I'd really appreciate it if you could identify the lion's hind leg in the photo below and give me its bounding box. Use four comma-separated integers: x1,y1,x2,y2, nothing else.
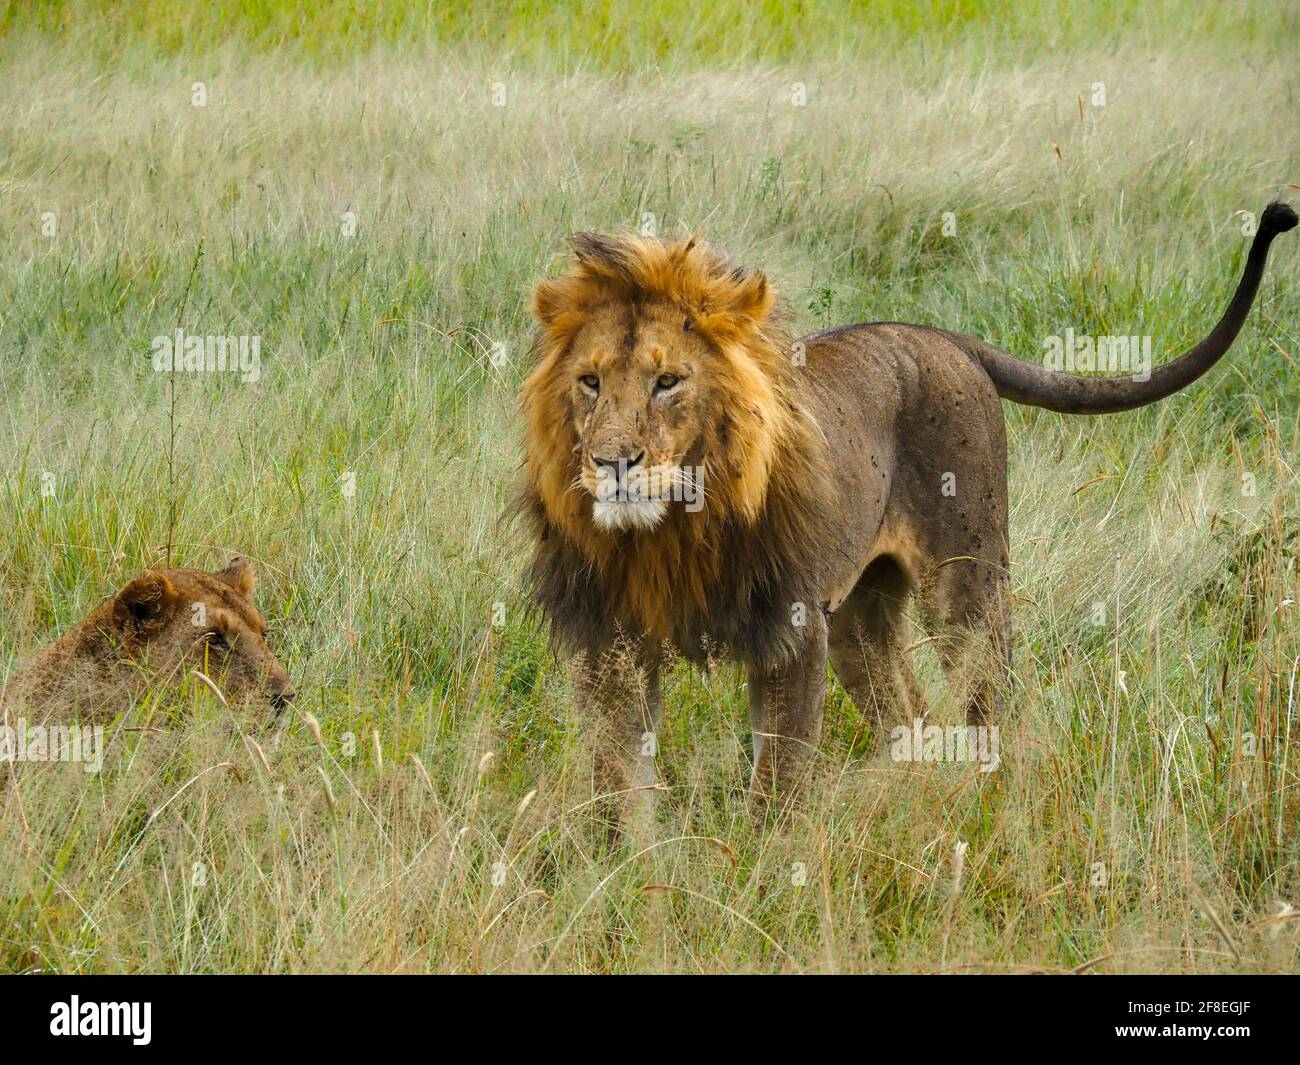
827,555,925,748
918,555,1011,728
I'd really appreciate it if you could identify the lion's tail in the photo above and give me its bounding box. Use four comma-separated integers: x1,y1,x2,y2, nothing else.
947,201,1296,415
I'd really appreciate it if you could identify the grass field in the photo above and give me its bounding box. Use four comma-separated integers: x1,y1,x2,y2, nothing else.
1,1,1298,973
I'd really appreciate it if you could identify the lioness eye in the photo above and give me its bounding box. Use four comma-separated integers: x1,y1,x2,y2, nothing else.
579,374,599,392
203,631,229,650
656,373,680,391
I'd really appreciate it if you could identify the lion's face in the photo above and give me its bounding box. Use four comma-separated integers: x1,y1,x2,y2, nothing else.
114,560,296,712
84,561,297,723
567,298,715,531
524,232,795,544
8,558,296,724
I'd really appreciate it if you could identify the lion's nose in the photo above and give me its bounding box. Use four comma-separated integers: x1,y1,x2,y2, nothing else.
592,451,645,477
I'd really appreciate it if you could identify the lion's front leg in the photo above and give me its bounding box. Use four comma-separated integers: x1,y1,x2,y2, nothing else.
572,640,663,836
748,607,827,803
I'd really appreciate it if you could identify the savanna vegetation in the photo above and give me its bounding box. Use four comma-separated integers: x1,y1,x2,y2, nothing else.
1,0,1297,972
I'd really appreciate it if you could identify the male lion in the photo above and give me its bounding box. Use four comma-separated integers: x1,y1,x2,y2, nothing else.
2,558,295,725
518,202,1296,809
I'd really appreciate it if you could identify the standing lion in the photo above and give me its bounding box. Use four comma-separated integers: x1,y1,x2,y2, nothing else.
516,202,1296,814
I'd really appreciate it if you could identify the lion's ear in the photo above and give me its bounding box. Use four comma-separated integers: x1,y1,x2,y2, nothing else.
530,278,567,327
530,277,589,352
535,233,633,327
112,572,180,634
699,266,777,339
727,268,775,325
214,557,256,597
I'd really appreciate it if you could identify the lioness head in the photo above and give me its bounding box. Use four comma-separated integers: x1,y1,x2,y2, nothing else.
110,559,295,708
6,558,295,722
524,233,795,536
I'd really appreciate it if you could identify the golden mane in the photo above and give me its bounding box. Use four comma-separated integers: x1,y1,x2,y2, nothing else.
518,233,838,665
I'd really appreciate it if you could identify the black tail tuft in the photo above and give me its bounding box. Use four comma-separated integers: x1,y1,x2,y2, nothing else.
1260,200,1298,237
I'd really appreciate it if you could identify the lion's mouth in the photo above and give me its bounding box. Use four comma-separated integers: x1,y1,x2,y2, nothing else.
583,462,704,531
592,497,669,531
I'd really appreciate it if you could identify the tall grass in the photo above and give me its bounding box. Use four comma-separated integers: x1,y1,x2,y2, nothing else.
0,8,1297,971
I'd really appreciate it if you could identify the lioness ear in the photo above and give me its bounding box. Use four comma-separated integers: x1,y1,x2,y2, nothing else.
214,557,256,597
113,572,180,634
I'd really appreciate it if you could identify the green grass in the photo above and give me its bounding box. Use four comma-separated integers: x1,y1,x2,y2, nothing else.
1,3,1298,972
5,0,1294,69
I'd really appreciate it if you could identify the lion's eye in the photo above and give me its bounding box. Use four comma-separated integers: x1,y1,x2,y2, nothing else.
579,374,600,392
682,318,693,332
203,631,229,651
655,373,681,392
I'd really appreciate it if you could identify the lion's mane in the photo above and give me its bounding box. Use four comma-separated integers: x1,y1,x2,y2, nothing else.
517,233,839,666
